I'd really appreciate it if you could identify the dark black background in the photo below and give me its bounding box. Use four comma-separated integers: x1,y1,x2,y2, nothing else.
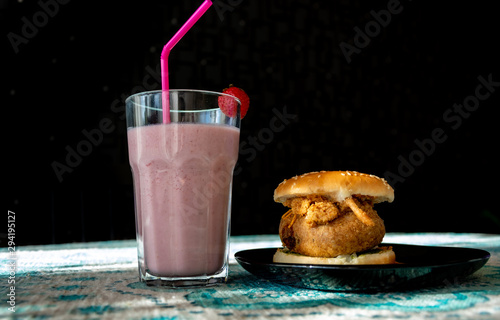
3,0,500,246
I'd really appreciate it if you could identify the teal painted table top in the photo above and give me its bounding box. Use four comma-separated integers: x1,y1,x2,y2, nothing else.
1,233,500,319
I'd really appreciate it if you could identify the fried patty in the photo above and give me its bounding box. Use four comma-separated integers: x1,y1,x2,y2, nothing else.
279,195,386,257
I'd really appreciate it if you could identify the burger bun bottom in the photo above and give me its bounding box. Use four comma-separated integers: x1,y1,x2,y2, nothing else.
273,246,396,265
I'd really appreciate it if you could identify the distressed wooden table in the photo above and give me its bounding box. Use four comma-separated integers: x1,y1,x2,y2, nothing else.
1,233,499,319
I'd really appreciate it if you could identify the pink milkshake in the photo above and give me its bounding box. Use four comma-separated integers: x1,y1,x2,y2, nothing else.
128,123,240,277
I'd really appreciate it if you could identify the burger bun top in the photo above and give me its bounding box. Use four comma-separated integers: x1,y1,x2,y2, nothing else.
274,171,394,204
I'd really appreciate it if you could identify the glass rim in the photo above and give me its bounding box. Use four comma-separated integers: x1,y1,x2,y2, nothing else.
125,89,241,109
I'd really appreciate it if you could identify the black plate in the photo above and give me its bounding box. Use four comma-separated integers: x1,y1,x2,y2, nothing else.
234,244,490,292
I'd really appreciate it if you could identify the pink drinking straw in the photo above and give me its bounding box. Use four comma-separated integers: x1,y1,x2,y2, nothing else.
161,0,213,124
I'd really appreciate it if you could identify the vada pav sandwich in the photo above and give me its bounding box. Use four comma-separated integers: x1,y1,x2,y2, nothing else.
273,171,396,265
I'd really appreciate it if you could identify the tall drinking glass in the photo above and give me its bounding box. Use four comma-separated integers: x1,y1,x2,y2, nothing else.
125,90,241,287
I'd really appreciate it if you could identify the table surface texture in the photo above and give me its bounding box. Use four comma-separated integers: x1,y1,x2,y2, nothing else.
1,233,499,319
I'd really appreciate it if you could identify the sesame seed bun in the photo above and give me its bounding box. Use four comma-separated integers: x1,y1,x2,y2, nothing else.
273,171,394,204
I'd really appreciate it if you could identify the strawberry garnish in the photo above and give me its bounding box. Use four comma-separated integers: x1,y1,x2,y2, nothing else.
218,85,250,119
